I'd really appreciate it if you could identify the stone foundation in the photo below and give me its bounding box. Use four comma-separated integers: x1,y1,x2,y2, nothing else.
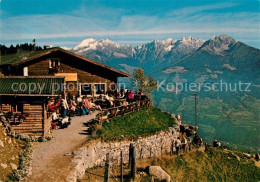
66,127,179,182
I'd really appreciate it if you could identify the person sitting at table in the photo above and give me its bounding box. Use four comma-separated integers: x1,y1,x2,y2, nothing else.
120,87,125,97
51,111,59,123
83,96,92,111
128,90,134,103
89,100,102,110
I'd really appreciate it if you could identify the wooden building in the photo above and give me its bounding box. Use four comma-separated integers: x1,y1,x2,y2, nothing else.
0,76,65,136
0,48,130,136
1,47,130,97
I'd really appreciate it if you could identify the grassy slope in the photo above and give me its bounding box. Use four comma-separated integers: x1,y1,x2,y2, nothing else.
0,124,24,181
95,107,175,141
82,148,260,182
138,148,260,182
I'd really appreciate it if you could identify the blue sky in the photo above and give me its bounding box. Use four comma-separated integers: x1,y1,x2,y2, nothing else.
1,0,259,48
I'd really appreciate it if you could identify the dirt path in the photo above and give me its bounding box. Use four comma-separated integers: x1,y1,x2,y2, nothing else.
28,112,97,182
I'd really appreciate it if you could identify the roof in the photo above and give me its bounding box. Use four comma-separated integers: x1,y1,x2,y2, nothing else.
2,47,131,77
0,76,65,96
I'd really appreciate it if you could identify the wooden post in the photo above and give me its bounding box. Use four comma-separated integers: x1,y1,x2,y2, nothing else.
120,151,123,182
104,153,110,182
140,147,143,159
205,143,209,152
130,146,136,180
171,141,174,155
128,143,133,168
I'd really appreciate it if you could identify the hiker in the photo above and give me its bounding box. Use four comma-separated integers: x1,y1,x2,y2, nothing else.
175,137,182,155
193,133,203,149
182,137,188,153
188,138,193,151
213,140,221,148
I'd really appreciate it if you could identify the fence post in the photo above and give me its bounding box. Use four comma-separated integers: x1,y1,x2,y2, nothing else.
128,143,133,168
120,150,123,182
104,153,110,182
130,146,136,180
171,141,174,155
140,147,143,159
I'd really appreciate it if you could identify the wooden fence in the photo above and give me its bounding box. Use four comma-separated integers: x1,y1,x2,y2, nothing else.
86,144,137,182
96,100,151,121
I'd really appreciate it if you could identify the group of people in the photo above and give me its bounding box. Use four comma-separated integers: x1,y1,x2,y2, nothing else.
48,95,103,118
174,133,203,155
47,89,149,127
118,88,148,103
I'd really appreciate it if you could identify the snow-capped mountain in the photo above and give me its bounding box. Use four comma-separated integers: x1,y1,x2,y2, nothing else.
66,35,260,149
72,38,134,58
68,35,259,77
70,36,205,71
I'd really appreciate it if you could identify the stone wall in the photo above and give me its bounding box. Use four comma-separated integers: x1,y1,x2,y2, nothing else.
66,127,179,182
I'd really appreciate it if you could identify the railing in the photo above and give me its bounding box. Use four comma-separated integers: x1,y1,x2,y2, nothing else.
96,100,151,121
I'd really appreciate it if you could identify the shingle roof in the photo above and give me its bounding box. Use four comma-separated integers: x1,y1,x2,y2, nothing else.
2,47,131,77
0,76,65,96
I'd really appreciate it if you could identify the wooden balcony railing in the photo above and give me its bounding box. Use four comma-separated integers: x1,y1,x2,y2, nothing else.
96,100,151,121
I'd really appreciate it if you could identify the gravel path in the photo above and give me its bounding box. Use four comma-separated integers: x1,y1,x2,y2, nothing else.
28,112,97,182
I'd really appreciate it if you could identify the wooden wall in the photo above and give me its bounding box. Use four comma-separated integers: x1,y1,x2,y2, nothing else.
28,60,50,76
22,51,119,95
1,103,44,136
0,96,50,137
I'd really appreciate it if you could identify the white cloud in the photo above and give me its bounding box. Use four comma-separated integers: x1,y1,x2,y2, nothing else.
1,3,259,48
169,2,238,16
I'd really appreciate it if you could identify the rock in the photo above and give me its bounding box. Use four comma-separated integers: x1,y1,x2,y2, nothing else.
148,166,171,182
236,155,240,161
64,153,72,156
243,153,252,159
10,163,17,170
180,124,198,137
8,138,12,144
0,140,4,147
1,163,7,169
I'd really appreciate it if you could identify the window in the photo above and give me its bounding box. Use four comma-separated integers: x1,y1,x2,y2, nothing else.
94,83,106,95
23,67,28,76
81,84,92,95
49,58,60,68
80,83,106,96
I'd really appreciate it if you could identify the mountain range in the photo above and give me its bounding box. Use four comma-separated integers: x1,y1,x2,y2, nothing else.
68,35,260,151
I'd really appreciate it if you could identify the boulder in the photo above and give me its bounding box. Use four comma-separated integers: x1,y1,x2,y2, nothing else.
1,163,7,169
0,140,4,147
243,153,252,159
180,124,198,137
8,138,12,144
148,166,171,182
10,163,17,170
